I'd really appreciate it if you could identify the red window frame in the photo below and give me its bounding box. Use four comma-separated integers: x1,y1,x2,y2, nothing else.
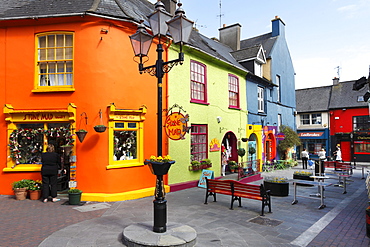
191,124,208,161
228,74,239,108
190,60,207,104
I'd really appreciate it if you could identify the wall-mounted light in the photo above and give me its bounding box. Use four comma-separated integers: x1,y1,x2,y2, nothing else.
216,116,221,123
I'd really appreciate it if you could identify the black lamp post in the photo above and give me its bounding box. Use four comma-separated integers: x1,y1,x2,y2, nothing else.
129,1,193,233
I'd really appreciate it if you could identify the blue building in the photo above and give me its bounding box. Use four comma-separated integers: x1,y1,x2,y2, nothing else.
219,17,296,162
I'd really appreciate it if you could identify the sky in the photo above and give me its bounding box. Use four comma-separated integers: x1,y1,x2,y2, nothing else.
148,0,370,89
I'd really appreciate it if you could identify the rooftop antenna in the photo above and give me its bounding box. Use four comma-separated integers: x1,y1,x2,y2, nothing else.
217,0,224,28
334,65,341,79
194,19,207,30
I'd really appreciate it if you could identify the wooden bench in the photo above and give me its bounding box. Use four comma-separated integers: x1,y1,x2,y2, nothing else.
204,178,272,216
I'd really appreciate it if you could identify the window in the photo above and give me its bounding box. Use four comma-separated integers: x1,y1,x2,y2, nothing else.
311,113,322,124
107,104,146,169
228,74,239,108
358,96,364,102
190,61,207,103
257,87,264,112
353,116,370,131
354,141,370,154
191,124,207,161
300,113,322,125
113,122,137,161
35,32,74,91
276,75,281,102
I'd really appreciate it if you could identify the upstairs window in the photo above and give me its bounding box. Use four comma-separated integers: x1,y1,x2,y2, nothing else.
353,116,370,131
190,61,207,103
35,32,74,92
300,113,321,125
257,87,264,112
300,114,310,125
228,74,239,108
276,75,281,102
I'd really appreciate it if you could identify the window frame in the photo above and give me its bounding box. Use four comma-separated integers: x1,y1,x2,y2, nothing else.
190,60,208,104
276,74,281,102
33,31,75,92
190,124,208,161
257,86,264,113
228,74,240,109
107,104,146,169
353,115,370,131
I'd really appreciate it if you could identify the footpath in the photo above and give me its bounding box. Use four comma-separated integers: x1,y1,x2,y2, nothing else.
0,164,369,247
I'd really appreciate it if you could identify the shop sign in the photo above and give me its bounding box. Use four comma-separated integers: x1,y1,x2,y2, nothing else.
209,138,221,152
13,113,70,122
198,170,214,188
164,112,189,140
298,132,324,137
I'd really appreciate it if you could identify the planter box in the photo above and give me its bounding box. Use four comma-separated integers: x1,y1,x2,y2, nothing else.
263,181,289,196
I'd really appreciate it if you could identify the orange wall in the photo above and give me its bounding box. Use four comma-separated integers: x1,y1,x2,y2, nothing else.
0,16,165,195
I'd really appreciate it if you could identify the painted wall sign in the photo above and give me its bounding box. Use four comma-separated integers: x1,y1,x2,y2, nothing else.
12,113,70,122
209,138,221,152
198,169,214,188
298,132,324,137
276,132,285,140
164,112,189,140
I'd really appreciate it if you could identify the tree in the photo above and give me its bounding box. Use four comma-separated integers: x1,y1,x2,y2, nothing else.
277,125,301,160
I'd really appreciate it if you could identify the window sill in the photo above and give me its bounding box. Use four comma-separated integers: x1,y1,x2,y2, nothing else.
3,164,41,172
190,100,209,105
32,87,75,93
228,106,241,110
106,162,144,170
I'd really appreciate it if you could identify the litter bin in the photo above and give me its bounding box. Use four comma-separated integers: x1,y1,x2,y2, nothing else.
314,159,325,175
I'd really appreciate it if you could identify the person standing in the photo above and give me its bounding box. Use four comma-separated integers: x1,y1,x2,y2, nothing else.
41,144,62,203
317,148,326,175
301,148,309,169
334,146,342,162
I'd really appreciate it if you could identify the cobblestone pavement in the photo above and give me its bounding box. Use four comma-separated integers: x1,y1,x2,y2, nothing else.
0,165,369,247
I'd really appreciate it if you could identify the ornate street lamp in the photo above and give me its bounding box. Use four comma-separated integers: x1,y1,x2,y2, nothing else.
129,1,193,233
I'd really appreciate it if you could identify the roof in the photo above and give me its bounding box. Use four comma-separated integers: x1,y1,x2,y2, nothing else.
240,33,277,58
296,86,332,112
0,0,154,22
187,31,248,73
328,80,369,109
296,80,369,112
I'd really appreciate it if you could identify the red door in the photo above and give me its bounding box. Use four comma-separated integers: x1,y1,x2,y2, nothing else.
340,141,351,162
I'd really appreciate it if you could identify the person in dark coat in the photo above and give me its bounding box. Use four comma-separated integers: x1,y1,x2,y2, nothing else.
41,144,62,203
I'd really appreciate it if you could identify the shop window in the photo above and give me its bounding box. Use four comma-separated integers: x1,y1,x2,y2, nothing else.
107,104,146,169
34,32,74,92
190,60,207,104
354,141,370,154
113,122,137,161
228,74,239,109
353,116,370,131
191,124,207,161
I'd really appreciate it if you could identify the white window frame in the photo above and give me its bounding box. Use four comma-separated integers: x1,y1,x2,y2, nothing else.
257,86,264,112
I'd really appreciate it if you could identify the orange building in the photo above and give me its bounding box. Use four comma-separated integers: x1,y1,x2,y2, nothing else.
0,1,170,201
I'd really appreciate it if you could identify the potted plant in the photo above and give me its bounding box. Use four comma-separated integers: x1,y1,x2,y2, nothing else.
75,129,88,143
200,158,212,169
94,125,107,133
28,180,42,200
12,179,31,200
263,176,289,196
189,160,201,171
228,160,237,172
144,155,175,176
293,171,314,185
68,188,83,205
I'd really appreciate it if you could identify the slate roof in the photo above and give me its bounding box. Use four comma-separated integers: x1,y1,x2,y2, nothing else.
231,44,262,62
240,33,277,58
296,86,332,113
296,80,369,113
329,80,369,109
0,0,154,22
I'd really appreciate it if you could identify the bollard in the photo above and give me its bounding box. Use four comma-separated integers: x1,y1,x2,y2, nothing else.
366,206,370,237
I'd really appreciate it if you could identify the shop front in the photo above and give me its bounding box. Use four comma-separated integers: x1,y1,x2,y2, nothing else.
297,129,330,159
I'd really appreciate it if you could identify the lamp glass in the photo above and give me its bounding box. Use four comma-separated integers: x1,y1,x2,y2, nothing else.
148,10,172,36
166,15,194,44
129,30,153,56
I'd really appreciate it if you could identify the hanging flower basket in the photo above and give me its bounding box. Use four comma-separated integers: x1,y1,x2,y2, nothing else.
76,130,88,143
94,125,107,133
144,155,175,176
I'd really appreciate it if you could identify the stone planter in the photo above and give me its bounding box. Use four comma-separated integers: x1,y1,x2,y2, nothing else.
263,181,289,196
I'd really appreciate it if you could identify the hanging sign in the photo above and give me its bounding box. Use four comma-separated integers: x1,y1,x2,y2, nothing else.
198,169,214,188
164,104,190,140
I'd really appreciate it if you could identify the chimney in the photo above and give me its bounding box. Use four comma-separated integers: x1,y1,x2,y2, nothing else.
333,77,340,85
271,16,285,37
218,23,241,51
162,0,177,15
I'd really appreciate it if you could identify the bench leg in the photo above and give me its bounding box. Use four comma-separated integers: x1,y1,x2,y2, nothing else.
204,191,217,204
